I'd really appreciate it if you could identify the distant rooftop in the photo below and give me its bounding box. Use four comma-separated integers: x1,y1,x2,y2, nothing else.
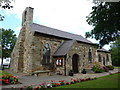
97,48,110,53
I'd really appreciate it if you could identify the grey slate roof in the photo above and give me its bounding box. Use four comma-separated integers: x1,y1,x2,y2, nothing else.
97,48,110,53
53,40,75,56
29,23,95,45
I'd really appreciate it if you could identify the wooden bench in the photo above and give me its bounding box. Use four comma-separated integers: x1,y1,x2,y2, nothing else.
30,70,53,76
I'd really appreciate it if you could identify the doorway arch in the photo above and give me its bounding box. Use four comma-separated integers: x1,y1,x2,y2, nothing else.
72,54,79,73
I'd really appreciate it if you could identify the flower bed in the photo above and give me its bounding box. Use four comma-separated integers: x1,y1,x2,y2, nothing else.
9,71,119,89
106,65,114,70
15,76,97,89
1,74,19,85
92,63,105,73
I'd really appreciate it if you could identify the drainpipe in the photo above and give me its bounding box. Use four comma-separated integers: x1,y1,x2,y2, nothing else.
64,55,67,76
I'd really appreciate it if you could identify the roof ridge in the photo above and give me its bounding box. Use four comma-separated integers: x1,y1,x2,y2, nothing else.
30,23,94,45
32,23,89,40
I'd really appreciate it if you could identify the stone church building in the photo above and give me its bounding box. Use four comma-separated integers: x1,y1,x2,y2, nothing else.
10,7,112,75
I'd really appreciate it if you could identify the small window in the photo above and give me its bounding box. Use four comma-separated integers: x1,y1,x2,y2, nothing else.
56,58,63,66
24,11,27,22
98,54,101,62
106,54,109,62
103,57,105,65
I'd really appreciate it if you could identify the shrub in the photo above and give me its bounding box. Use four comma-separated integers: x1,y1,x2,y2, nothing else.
85,77,91,81
106,65,114,70
2,74,18,85
103,66,109,72
66,82,69,85
69,70,74,76
81,69,87,74
26,85,33,90
41,82,46,89
92,63,105,73
55,83,60,86
51,80,56,87
51,83,56,87
70,81,75,84
80,79,85,82
59,80,65,86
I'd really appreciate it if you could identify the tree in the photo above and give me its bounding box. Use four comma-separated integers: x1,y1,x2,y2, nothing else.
86,2,120,47
110,37,120,66
0,0,14,21
0,28,17,69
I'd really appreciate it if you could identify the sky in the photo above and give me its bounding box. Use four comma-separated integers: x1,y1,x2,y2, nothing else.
0,0,110,50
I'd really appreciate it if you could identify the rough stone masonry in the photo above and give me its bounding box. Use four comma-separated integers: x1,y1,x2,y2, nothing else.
10,7,112,76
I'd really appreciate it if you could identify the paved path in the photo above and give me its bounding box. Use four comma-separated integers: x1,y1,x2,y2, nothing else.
2,68,120,88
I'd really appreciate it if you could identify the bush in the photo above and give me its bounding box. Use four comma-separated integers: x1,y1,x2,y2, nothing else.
103,66,109,72
59,80,65,86
92,63,105,73
70,81,75,84
66,82,69,85
106,65,114,70
69,70,74,76
2,74,18,85
81,69,87,74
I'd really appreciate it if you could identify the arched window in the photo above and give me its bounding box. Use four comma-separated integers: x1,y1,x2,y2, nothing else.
106,54,109,62
88,49,92,63
98,54,101,62
103,57,105,65
42,43,50,65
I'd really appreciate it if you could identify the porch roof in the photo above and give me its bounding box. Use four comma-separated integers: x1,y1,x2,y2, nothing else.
97,48,110,53
53,40,75,57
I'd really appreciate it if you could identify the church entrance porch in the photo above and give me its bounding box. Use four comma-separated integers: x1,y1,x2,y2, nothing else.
72,54,79,73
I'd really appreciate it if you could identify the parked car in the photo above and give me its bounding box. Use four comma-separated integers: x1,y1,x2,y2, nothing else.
0,58,10,68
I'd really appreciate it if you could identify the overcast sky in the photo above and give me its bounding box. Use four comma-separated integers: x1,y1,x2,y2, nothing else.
0,0,110,50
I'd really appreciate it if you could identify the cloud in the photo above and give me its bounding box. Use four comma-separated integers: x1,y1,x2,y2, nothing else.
3,0,94,32
2,0,110,50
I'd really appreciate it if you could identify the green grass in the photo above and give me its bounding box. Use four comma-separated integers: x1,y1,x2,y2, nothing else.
55,73,120,88
114,66,120,69
0,70,12,77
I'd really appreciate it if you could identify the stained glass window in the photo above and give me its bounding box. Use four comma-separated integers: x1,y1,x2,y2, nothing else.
42,43,50,65
88,49,92,63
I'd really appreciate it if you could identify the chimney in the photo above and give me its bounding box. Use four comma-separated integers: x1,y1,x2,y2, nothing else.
22,7,34,26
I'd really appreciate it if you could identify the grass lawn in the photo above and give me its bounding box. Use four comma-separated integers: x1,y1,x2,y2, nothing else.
114,66,120,69
55,73,120,88
0,70,12,77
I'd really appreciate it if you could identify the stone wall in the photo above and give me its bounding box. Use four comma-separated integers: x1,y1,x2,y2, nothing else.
10,7,112,75
10,24,98,75
65,41,97,75
10,24,26,72
30,33,65,72
97,51,112,66
10,23,112,75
